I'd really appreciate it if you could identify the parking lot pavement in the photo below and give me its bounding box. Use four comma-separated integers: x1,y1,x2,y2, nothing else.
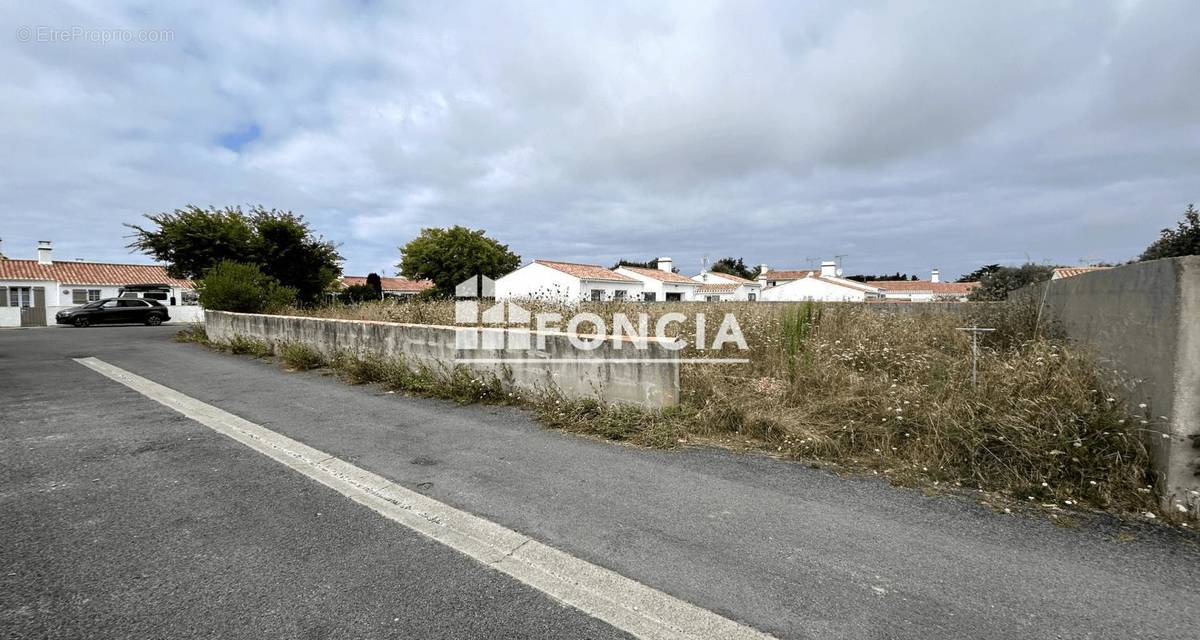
3,325,1200,640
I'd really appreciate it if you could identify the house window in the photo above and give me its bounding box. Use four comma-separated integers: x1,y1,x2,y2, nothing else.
614,290,627,301
590,290,603,301
72,289,101,304
706,295,720,302
643,292,657,302
8,287,32,307
665,292,682,302
748,293,757,301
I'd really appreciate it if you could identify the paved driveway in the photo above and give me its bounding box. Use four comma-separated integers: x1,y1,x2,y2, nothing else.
2,326,1198,639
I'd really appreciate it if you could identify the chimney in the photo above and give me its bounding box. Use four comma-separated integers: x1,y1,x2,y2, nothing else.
656,257,673,273
820,260,837,278
931,268,940,283
757,264,769,281
37,240,53,265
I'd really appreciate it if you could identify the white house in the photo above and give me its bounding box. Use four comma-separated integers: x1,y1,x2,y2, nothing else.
760,261,882,302
755,265,817,288
614,258,699,301
872,269,978,302
690,270,764,301
495,259,644,302
0,240,197,327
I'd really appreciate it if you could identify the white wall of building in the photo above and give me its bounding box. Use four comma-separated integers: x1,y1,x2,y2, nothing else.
614,268,698,301
495,263,583,301
691,272,762,301
760,276,873,302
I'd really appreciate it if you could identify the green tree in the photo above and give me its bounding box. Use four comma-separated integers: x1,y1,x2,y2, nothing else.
967,263,1058,301
127,205,341,304
366,273,383,299
1140,204,1200,261
711,257,755,280
197,260,297,313
397,226,521,296
957,264,1001,283
341,283,380,303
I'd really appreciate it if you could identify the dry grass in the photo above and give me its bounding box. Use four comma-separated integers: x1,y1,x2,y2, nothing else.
211,297,1166,517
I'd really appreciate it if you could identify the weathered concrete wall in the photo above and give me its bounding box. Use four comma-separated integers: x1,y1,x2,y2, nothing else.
205,311,680,409
1018,257,1200,511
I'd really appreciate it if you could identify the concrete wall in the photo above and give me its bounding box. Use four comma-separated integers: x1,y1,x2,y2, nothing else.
1017,257,1200,511
205,311,680,409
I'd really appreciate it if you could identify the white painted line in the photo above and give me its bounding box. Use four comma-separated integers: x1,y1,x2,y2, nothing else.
74,357,775,640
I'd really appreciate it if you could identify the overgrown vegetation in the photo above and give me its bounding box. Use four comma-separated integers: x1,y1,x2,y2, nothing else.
1140,203,1200,261
185,298,1169,519
127,204,341,304
197,260,298,313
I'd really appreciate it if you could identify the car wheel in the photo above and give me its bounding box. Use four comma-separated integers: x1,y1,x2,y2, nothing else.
74,316,90,327
146,315,163,326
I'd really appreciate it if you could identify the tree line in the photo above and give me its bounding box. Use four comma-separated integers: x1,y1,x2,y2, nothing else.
127,202,1199,309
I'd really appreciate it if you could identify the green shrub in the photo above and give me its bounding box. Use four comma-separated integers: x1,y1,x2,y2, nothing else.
277,342,326,370
198,260,297,313
225,334,273,358
173,324,209,345
341,283,381,304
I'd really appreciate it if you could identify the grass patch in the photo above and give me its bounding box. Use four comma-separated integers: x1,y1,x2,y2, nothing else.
202,297,1170,520
277,342,326,370
173,324,209,345
224,334,274,358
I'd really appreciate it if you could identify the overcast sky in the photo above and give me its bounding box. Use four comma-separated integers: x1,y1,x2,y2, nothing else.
2,1,1197,279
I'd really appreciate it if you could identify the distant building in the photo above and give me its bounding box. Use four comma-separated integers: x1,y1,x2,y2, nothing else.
691,270,763,301
0,240,195,327
760,262,883,302
339,275,434,298
614,258,700,301
495,259,644,302
1052,266,1112,280
871,269,978,302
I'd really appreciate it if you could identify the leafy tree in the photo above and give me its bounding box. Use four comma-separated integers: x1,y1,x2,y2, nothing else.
341,283,380,304
197,260,297,313
612,258,680,273
958,264,1001,283
366,273,383,299
846,272,915,282
711,257,755,280
397,226,521,296
127,205,341,304
967,263,1059,301
1140,204,1200,261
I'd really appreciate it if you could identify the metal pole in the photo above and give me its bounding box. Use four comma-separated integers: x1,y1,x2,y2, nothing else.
956,326,994,389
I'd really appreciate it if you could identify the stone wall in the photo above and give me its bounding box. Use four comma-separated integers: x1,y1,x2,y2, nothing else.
205,311,680,409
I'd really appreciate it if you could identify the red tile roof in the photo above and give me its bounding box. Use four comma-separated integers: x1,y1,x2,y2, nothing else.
341,275,433,292
1053,267,1111,280
761,269,816,281
697,283,740,294
703,271,755,284
0,259,193,287
618,266,699,284
874,280,978,295
535,260,635,282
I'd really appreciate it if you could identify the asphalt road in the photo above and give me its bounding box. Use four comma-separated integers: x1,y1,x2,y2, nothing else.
2,325,1199,639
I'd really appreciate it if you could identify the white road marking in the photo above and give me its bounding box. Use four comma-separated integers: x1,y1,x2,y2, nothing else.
74,357,775,640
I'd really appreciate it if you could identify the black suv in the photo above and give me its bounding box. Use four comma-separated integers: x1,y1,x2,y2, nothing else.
56,298,171,327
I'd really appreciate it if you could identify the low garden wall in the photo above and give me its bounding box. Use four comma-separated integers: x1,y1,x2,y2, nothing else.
205,310,681,409
1017,256,1200,510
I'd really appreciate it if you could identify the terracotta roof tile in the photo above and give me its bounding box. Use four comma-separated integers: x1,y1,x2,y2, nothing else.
619,266,699,284
1053,267,1111,279
535,260,636,282
341,275,433,292
874,280,978,295
0,260,193,287
697,283,740,293
761,269,816,281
